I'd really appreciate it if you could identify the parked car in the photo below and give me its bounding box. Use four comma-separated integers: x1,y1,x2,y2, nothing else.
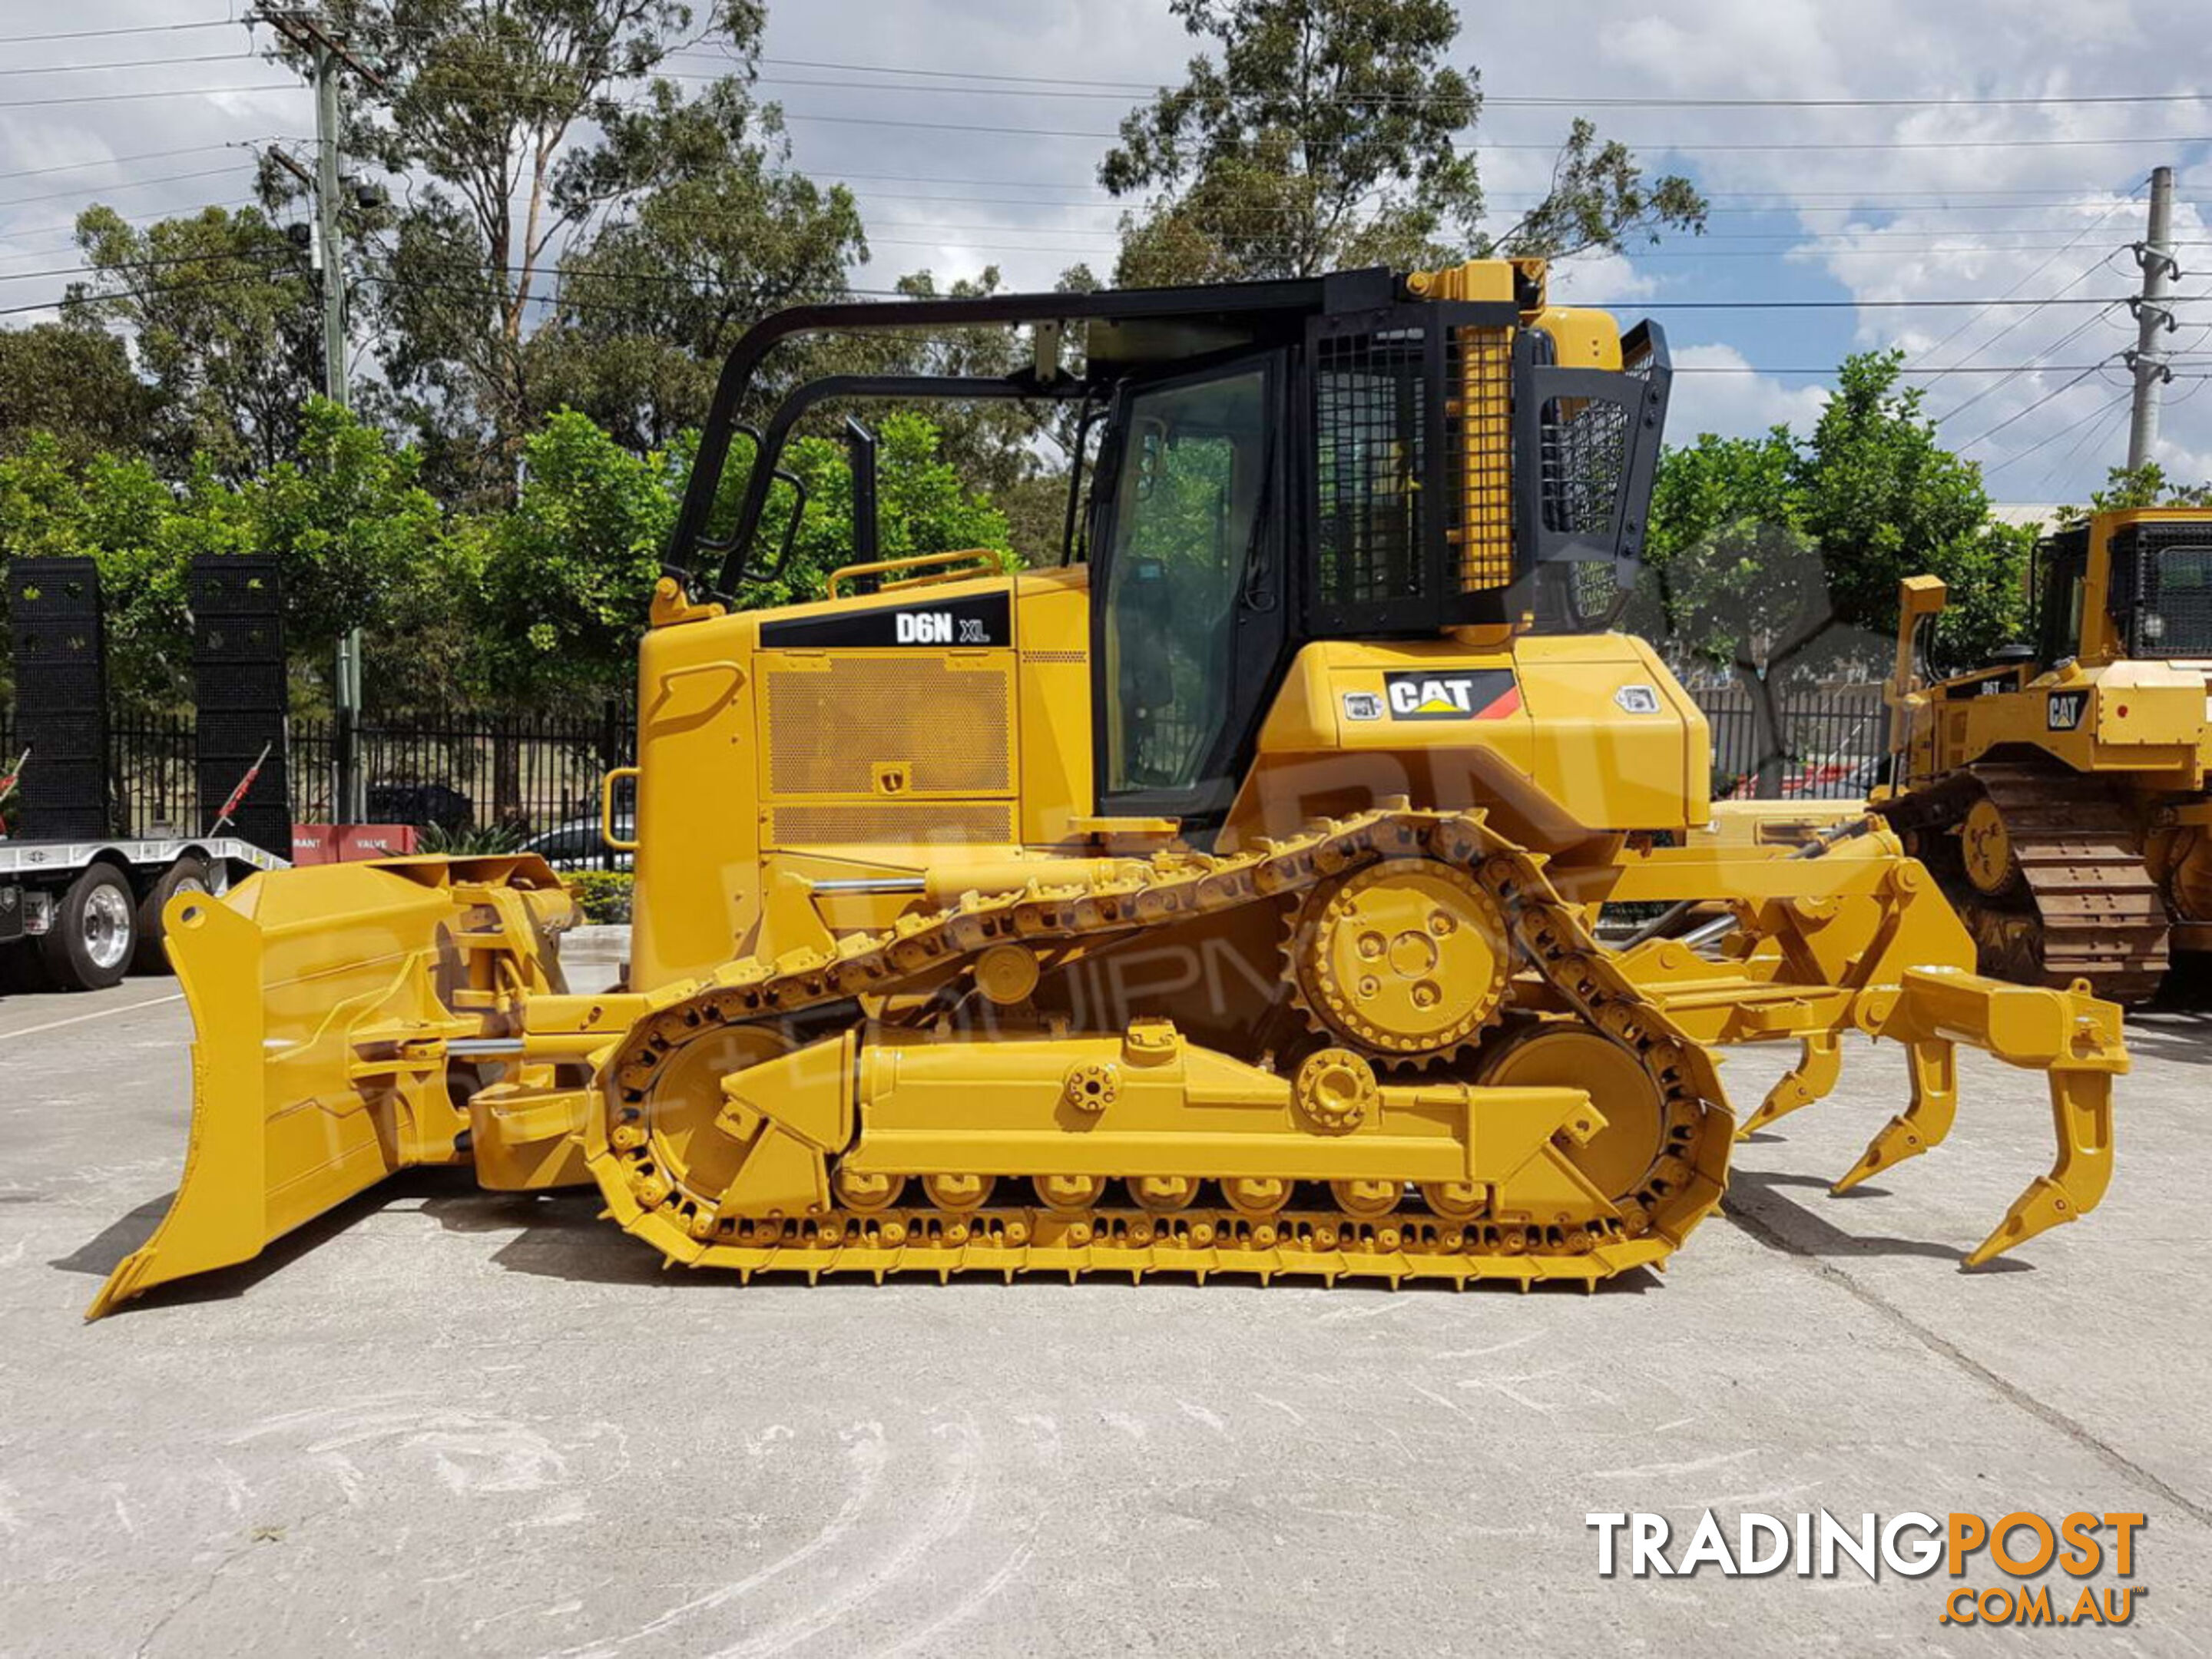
523,813,633,870
367,781,473,833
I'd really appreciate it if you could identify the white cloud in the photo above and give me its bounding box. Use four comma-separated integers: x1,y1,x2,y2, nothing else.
1548,248,1658,303
1666,343,1831,442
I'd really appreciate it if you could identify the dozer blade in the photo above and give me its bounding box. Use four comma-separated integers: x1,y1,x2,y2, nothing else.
1836,968,2121,1268
86,856,572,1319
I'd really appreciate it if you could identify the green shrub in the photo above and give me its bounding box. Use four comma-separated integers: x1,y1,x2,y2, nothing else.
566,869,634,925
416,819,530,856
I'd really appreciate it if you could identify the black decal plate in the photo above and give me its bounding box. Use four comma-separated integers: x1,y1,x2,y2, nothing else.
2046,689,2088,731
1382,668,1519,722
760,591,1012,650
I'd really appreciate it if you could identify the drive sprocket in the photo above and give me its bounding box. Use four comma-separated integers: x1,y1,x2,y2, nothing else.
1286,858,1512,1062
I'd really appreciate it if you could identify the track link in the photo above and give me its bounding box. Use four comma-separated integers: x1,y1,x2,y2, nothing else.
1965,762,2168,1002
594,810,1734,1286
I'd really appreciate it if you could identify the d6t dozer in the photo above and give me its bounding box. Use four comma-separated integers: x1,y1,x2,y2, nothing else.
90,261,2125,1318
1879,509,2212,1002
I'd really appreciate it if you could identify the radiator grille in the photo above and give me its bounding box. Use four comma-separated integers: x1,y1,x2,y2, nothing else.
1447,326,1515,591
768,800,1014,846
766,657,1014,796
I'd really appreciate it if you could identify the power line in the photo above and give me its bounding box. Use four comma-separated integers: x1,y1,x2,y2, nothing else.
0,17,234,46
0,164,250,213
0,49,259,78
1955,359,2121,451
15,256,2182,397
0,248,293,286
14,75,2204,156
1675,363,2138,376
764,108,2212,152
0,268,283,319
1610,295,2138,310
1985,388,2131,477
742,55,2212,111
0,197,269,257
1912,200,2140,388
827,184,2197,224
2029,391,2136,489
0,144,258,185
801,169,2202,205
0,83,296,111
1934,303,2134,424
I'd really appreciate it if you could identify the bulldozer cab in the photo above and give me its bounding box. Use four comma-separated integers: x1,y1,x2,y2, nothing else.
664,262,1671,828
2033,508,2212,667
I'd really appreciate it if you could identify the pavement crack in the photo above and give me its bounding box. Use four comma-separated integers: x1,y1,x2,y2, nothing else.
1721,1194,2212,1532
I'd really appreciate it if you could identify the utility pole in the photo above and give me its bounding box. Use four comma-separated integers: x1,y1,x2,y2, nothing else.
258,8,382,821
314,35,366,823
2126,165,2178,472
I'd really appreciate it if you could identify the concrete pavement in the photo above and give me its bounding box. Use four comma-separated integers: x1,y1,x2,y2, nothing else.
2,952,2207,1655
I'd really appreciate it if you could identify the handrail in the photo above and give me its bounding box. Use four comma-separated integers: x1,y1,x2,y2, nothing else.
599,767,641,854
826,550,1000,600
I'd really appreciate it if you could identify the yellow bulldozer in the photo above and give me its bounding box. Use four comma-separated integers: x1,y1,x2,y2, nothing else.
1879,508,2212,1002
88,260,2126,1319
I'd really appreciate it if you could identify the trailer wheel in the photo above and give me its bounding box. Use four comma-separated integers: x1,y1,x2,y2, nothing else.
37,863,137,992
131,854,211,975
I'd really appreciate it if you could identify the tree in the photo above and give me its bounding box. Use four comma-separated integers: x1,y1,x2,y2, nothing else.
476,409,677,698
766,410,1013,604
1647,352,2032,682
1634,429,1826,790
475,407,1012,698
0,402,481,716
532,106,867,451
0,434,195,710
1796,353,2033,674
0,323,167,467
288,2,785,487
2058,460,2212,524
1640,352,2034,786
243,399,481,710
67,204,320,476
1100,0,1703,286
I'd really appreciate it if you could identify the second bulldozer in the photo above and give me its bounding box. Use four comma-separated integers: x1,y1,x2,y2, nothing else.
90,260,2124,1318
1879,508,2212,1002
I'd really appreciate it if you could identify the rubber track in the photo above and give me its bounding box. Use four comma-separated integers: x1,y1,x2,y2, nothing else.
595,810,1734,1286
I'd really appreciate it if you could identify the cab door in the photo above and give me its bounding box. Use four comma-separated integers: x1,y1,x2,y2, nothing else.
1089,351,1288,830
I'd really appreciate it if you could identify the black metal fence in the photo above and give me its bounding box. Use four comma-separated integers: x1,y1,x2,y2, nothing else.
1694,682,1889,801
0,680,1888,845
1,702,636,855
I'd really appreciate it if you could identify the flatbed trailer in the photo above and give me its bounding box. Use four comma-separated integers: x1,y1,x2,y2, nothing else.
0,835,286,992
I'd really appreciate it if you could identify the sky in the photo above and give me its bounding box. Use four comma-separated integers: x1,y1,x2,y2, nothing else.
1,0,2208,509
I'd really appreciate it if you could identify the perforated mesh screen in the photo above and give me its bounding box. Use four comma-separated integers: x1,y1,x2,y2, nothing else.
1315,326,1429,608
768,800,1013,846
1537,392,1631,536
1447,326,1515,592
766,657,1013,796
2130,528,2212,656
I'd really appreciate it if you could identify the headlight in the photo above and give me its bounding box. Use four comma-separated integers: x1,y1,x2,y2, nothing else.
2143,612,2167,642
